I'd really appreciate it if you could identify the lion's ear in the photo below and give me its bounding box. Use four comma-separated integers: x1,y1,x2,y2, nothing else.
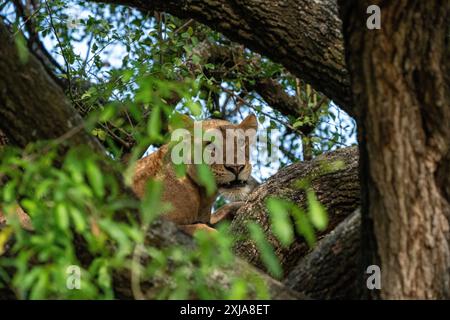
169,113,194,132
239,114,258,131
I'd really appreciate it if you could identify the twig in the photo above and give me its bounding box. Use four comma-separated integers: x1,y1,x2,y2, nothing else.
81,32,95,72
173,18,194,34
43,0,74,102
12,1,41,37
222,87,306,136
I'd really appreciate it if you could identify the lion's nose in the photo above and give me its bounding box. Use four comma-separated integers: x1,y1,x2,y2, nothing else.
224,165,245,176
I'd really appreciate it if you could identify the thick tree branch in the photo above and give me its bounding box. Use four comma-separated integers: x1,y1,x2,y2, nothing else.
284,209,361,299
230,146,360,276
95,0,353,116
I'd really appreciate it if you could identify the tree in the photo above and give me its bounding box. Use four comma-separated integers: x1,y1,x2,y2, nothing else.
0,16,358,297
96,0,450,299
0,20,304,299
0,0,448,300
339,0,450,299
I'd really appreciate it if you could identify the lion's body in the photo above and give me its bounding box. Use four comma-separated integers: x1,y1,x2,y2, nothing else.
133,144,217,225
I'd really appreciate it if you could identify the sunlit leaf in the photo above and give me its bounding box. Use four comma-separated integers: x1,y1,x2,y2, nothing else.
148,105,162,141
55,203,70,230
291,206,316,247
14,32,29,64
307,190,328,231
86,160,105,198
0,227,13,255
247,222,282,278
140,180,164,225
266,197,294,247
69,207,87,233
196,164,216,196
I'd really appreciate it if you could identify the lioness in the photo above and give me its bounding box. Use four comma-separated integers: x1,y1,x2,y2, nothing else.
0,115,258,235
132,114,258,234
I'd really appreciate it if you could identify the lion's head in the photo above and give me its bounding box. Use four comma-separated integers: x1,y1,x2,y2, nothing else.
202,115,258,201
170,114,258,201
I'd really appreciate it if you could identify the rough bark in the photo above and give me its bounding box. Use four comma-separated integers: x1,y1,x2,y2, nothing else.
0,24,100,151
113,219,305,300
339,1,450,299
95,0,353,116
284,209,361,299
230,146,360,276
0,129,7,147
0,20,302,300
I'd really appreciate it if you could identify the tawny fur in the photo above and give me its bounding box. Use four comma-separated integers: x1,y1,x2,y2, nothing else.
0,116,258,235
132,115,258,234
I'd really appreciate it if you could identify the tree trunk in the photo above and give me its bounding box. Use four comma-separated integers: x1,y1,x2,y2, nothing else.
339,1,450,299
95,0,353,115
230,146,360,276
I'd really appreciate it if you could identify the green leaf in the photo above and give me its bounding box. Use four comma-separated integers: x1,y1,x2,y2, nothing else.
266,197,294,247
122,69,134,82
3,181,17,202
307,190,328,231
99,105,116,122
191,54,201,64
140,180,164,225
92,128,107,141
196,164,216,196
86,160,105,198
14,32,29,64
0,227,13,255
228,279,248,300
98,263,112,291
81,87,97,100
69,207,86,232
173,162,187,178
186,99,202,116
147,105,162,141
293,120,304,128
291,206,316,247
55,203,70,230
30,271,48,299
247,222,282,278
